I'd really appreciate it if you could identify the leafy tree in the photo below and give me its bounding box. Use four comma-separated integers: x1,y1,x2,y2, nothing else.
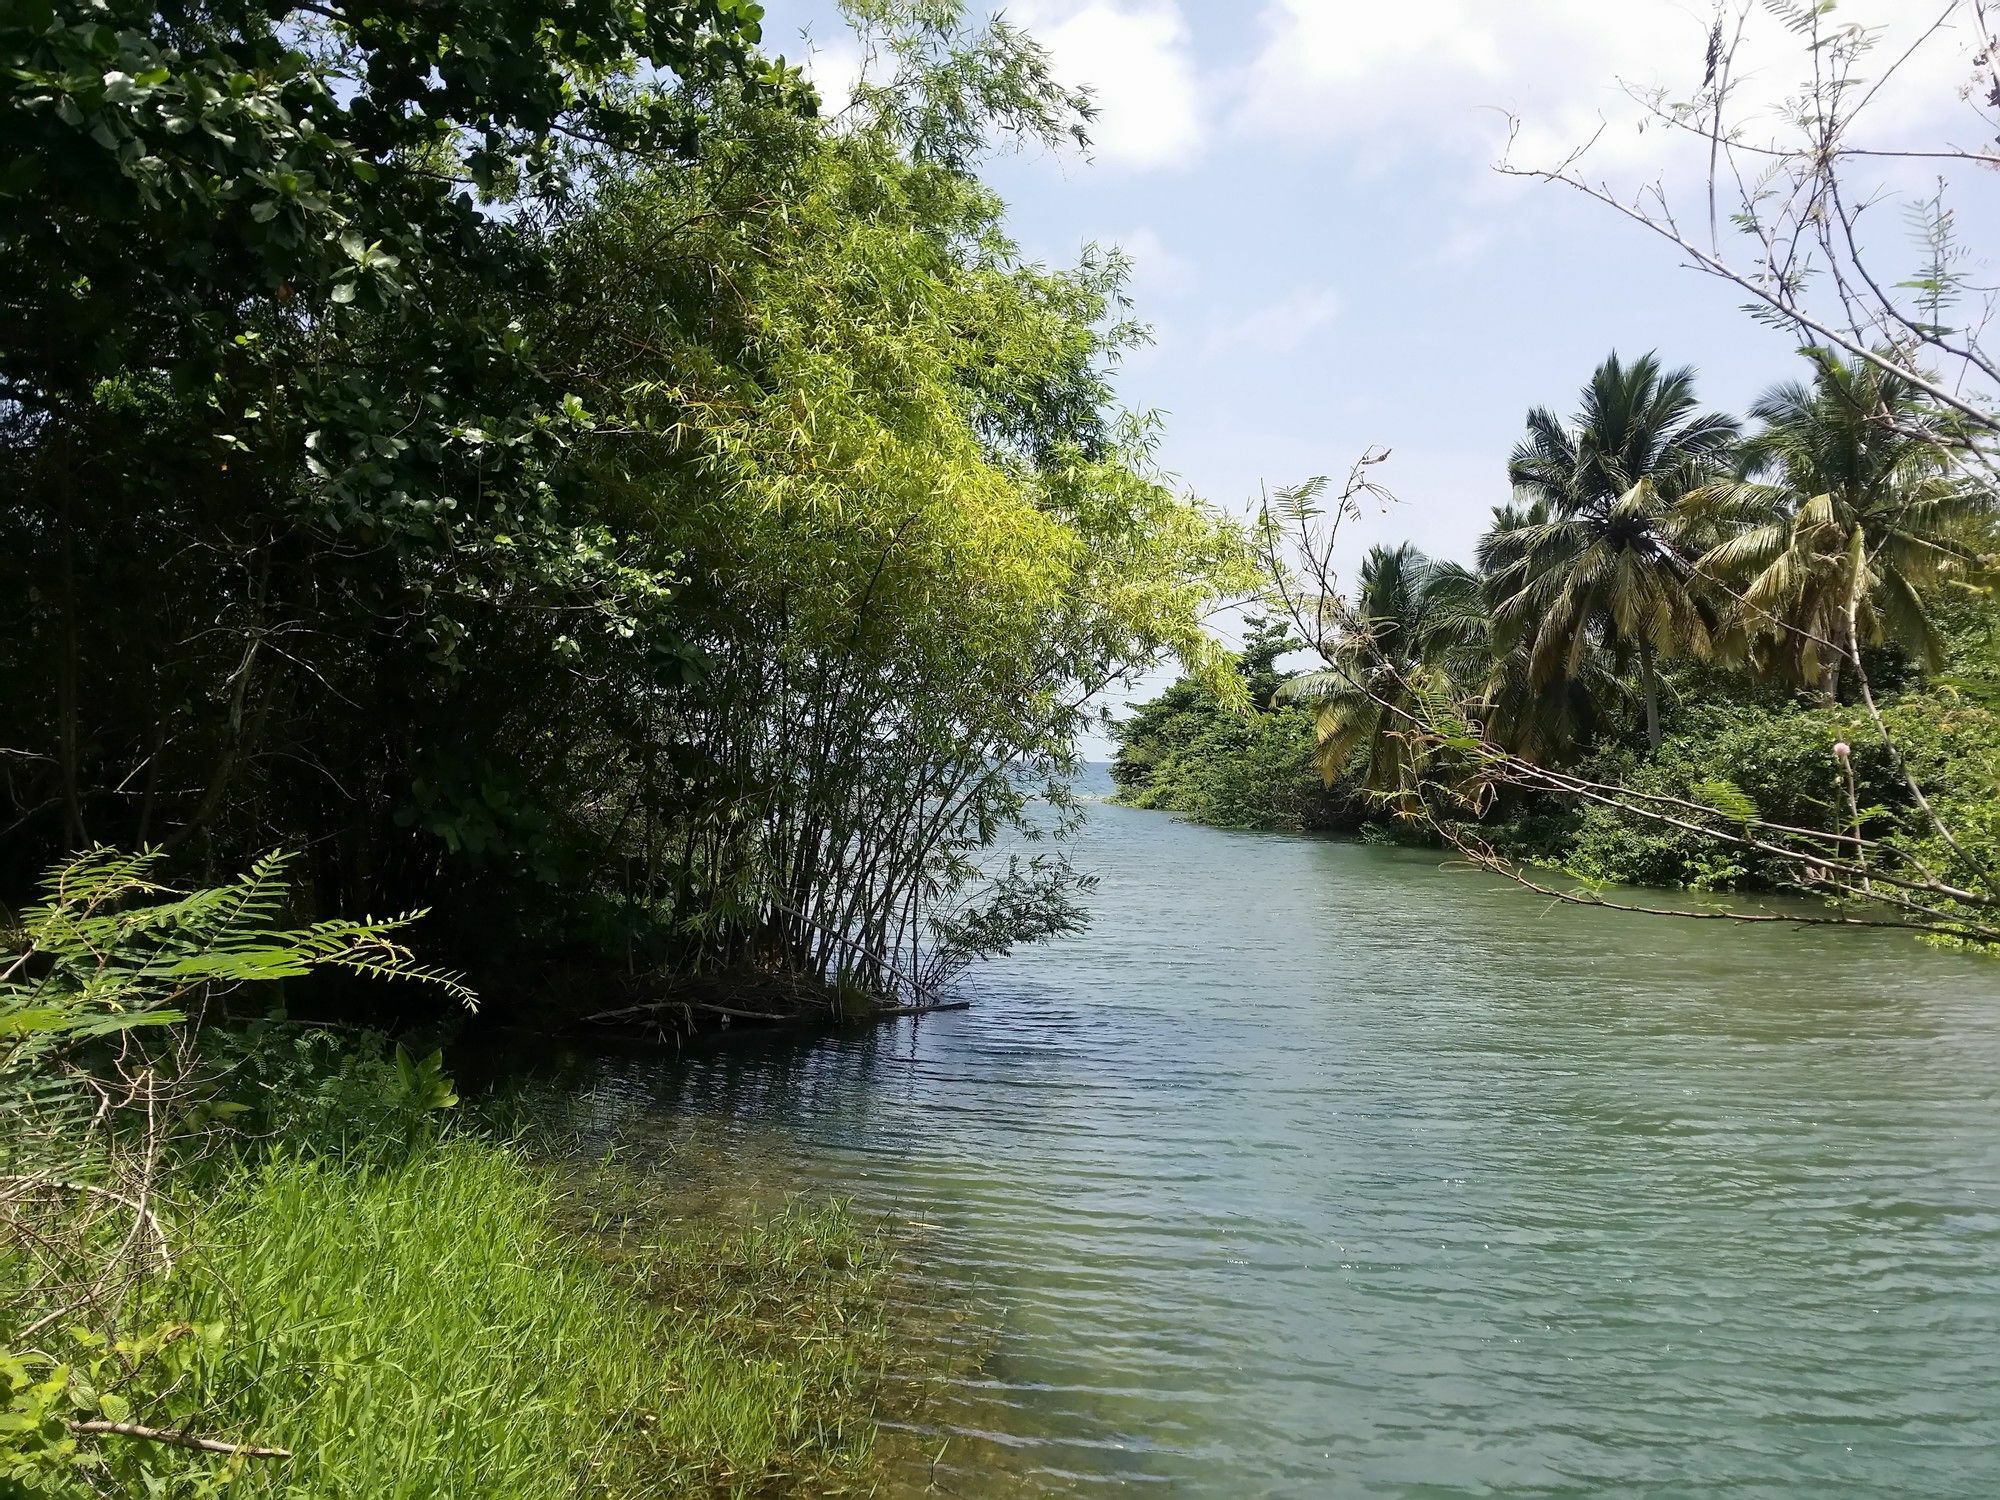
491,2,1246,996
1110,624,1336,833
1484,352,1739,749
1,0,789,887
1692,351,1988,702
1,0,1246,1009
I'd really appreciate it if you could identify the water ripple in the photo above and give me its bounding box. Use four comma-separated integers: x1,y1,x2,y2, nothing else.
578,806,2000,1497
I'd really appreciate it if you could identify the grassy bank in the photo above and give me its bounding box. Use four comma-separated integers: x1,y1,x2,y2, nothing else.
2,854,944,1497
10,1132,916,1498
156,1139,902,1498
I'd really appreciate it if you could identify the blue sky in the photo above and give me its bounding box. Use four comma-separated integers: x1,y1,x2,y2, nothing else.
755,0,1978,749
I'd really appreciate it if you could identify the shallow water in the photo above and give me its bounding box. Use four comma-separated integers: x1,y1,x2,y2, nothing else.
571,800,2000,1496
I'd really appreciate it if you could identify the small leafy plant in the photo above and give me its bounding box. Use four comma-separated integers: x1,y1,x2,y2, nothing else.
1,848,472,1492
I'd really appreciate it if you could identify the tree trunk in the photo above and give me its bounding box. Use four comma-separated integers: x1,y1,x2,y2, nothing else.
1639,638,1662,752
57,429,82,848
1818,610,1850,706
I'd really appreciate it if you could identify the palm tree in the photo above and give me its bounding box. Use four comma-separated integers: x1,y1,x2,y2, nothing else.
1486,352,1739,750
1472,499,1627,763
1278,543,1484,796
1692,352,1987,702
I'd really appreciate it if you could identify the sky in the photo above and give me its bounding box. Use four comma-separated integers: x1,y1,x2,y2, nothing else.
753,0,1985,751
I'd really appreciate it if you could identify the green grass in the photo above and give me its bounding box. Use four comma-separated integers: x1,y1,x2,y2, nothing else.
133,1136,907,1498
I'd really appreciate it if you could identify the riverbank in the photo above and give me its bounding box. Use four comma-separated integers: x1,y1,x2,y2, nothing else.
161,1135,916,1497
7,1118,930,1498
1,855,959,1497
1110,618,2000,936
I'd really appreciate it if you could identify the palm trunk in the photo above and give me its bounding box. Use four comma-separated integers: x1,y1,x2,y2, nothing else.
1824,608,1848,708
1639,639,1662,752
1818,611,1850,706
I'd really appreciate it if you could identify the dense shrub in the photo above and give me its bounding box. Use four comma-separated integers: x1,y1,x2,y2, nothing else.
1544,694,1998,895
1112,620,1356,832
1118,700,1344,831
1557,703,1881,888
1874,694,2000,927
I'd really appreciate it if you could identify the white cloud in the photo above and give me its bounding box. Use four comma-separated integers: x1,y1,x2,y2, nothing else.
1229,0,1980,179
1428,218,1501,269
1207,285,1341,357
1109,225,1197,300
799,33,864,119
1014,1,1204,170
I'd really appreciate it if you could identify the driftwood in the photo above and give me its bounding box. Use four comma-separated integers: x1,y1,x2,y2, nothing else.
583,999,795,1026
581,995,970,1028
70,1419,291,1460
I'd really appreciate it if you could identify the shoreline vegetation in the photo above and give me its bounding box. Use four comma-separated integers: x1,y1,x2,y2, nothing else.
6,0,1230,1483
0,0,1247,1037
8,0,2000,1492
1113,353,2000,935
147,1142,921,1498
1,852,952,1496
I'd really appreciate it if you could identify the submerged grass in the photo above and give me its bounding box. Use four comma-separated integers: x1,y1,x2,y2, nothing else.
144,1136,908,1498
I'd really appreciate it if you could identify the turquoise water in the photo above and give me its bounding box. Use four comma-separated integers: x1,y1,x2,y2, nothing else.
574,799,2000,1496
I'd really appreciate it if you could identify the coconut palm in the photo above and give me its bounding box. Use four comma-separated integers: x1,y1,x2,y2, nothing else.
1692,352,1988,702
1470,499,1627,763
1277,543,1485,796
1486,352,1740,750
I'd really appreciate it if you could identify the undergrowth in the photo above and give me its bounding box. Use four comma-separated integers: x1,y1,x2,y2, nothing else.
139,1140,903,1498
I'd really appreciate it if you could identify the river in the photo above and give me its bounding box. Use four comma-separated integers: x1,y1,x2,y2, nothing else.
566,794,2000,1496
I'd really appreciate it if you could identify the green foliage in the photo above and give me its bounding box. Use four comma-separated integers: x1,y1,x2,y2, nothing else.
1,1320,241,1499
1690,351,1985,698
1527,687,2000,916
1556,702,1905,890
1484,351,1740,752
1,0,793,916
4,1137,912,1498
137,1142,905,1498
2,0,1244,1009
930,855,1096,979
1113,621,1347,832
1871,691,2000,930
1277,545,1486,796
1,850,923,1495
1,848,469,1151
194,1024,463,1157
1127,701,1337,831
0,851,479,1494
1203,340,2000,936
501,22,1246,994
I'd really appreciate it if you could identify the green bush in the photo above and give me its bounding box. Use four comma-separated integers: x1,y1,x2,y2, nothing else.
1562,702,1882,889
193,1022,462,1161
1553,694,1999,894
1120,701,1341,831
1872,693,2000,933
1112,619,1351,832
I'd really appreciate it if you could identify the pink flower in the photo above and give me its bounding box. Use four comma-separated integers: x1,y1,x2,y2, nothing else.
1833,741,1851,760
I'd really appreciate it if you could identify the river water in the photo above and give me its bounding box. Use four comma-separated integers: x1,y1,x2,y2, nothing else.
570,797,2000,1496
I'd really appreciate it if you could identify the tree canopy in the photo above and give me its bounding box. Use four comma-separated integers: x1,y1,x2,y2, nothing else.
0,0,1246,1010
